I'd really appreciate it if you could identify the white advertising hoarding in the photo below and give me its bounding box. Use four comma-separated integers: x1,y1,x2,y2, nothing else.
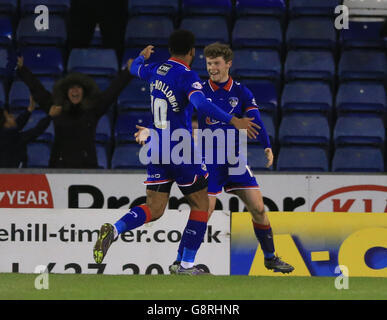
0,209,230,275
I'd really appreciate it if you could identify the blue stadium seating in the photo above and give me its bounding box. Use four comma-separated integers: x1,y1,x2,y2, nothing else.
334,114,385,147
27,142,51,168
96,144,108,169
247,144,273,171
289,0,341,16
111,144,144,169
279,113,330,146
125,16,174,47
182,0,232,16
0,82,5,107
338,50,387,81
285,50,335,82
232,17,282,50
286,17,337,50
17,15,67,46
243,80,278,116
190,48,208,78
128,0,179,16
9,80,30,110
277,146,329,171
180,16,229,47
335,82,387,114
0,15,12,46
0,0,17,14
281,81,332,113
115,111,153,144
235,0,286,17
122,47,170,68
67,49,118,77
0,48,8,78
22,109,53,142
341,19,386,49
232,49,281,82
95,114,111,145
21,47,63,76
117,78,150,112
332,146,384,172
20,0,70,14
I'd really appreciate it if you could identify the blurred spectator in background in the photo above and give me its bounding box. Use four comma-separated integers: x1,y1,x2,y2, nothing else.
0,97,61,168
16,57,134,169
68,0,128,61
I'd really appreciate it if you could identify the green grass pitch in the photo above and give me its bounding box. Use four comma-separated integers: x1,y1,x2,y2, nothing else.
1,273,387,300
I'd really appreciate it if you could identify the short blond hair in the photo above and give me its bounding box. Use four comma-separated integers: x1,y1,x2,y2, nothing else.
203,42,234,62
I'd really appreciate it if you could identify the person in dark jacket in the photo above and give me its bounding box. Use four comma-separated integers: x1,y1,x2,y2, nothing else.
16,57,134,168
0,97,61,168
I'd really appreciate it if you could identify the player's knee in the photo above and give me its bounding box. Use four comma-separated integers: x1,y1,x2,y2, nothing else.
250,205,265,219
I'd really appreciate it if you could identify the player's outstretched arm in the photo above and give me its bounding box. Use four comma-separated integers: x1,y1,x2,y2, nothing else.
129,45,155,77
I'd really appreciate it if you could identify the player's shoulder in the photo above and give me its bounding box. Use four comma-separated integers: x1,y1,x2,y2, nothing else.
232,79,253,96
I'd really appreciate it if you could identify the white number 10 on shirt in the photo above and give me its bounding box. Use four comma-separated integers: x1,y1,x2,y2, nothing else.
151,95,168,129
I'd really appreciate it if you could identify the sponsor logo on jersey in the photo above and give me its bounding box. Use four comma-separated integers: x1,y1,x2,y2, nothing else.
156,63,172,76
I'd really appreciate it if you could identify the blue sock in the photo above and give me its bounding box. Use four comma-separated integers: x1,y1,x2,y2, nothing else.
114,205,151,235
179,210,208,267
252,221,275,259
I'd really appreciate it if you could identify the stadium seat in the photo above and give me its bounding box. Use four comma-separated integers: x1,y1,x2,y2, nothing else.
95,114,111,145
286,17,337,50
0,15,12,46
180,16,229,47
285,50,335,82
128,0,179,16
235,0,286,18
115,111,153,144
335,82,387,114
190,48,208,78
338,50,387,82
244,80,278,116
281,81,332,113
232,17,282,50
334,113,385,147
21,110,53,142
122,47,170,68
20,0,70,14
289,0,341,16
9,80,30,110
26,142,51,168
247,144,273,171
232,49,281,82
0,48,8,78
111,143,144,169
125,16,174,47
182,0,232,16
117,78,150,112
0,82,5,107
67,49,118,77
20,47,63,76
17,15,67,46
96,144,109,169
341,18,386,49
343,0,387,16
0,0,17,14
277,146,329,172
279,113,330,146
332,146,384,172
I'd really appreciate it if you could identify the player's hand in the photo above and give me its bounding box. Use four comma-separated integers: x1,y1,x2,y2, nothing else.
230,117,260,139
27,96,35,112
264,148,273,168
134,125,150,145
140,45,154,60
17,56,24,69
48,105,62,117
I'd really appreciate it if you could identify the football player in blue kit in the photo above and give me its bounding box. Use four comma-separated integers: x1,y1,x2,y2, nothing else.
168,42,294,274
93,31,260,275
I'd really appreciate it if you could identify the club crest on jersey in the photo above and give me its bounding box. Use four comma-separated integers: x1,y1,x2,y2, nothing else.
229,97,239,108
192,82,203,90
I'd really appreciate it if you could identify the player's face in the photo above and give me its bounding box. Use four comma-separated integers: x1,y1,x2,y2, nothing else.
206,56,232,83
67,85,84,105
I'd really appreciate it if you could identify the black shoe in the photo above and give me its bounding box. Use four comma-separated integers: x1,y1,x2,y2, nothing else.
264,255,294,274
93,223,115,264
